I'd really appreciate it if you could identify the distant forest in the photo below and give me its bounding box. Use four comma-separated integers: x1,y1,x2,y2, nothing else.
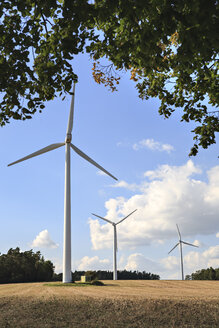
0,248,54,284
53,270,160,281
186,267,219,280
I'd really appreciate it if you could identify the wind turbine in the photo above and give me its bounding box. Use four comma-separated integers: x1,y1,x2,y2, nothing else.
8,83,117,283
168,224,198,280
92,209,137,280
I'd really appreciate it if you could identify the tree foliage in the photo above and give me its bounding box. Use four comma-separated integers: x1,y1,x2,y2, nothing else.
0,247,54,283
0,0,218,154
90,0,219,155
185,267,219,280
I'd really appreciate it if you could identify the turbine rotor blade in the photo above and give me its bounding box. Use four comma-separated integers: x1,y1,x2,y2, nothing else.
181,241,198,248
116,209,138,225
71,143,117,181
176,224,181,240
8,143,65,167
91,213,114,225
168,243,179,254
66,83,76,135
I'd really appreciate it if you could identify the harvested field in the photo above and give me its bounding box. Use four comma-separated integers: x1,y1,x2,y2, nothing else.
0,280,218,327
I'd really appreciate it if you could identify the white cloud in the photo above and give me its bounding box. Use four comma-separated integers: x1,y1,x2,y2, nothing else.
143,159,201,180
31,230,59,249
183,247,219,272
124,253,162,272
193,239,204,247
51,257,63,273
89,161,219,250
204,166,219,205
161,244,219,278
77,256,110,271
203,245,219,259
111,180,140,192
133,138,174,153
161,255,179,271
216,232,219,238
89,218,113,251
122,244,219,279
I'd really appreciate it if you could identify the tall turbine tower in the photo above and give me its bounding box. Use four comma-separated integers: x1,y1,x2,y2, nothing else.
8,83,117,283
168,224,198,280
92,209,137,280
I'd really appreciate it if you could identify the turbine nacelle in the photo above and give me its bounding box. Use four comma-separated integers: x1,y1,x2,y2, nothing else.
65,133,72,143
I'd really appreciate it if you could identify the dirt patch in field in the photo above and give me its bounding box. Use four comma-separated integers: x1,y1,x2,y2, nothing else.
0,281,218,327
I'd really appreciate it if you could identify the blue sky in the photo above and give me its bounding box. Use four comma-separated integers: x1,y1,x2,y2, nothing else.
0,53,218,279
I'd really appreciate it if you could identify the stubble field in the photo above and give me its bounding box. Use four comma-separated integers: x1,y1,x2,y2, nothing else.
0,280,218,327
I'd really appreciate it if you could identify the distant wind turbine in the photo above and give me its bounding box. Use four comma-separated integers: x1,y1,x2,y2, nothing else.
168,224,198,280
92,209,137,280
8,83,117,283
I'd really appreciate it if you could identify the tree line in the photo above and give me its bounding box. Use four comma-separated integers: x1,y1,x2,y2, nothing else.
0,248,54,283
0,248,160,283
2,248,218,282
186,267,219,280
53,270,160,282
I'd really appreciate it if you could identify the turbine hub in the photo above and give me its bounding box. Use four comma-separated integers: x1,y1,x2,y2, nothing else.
65,133,72,143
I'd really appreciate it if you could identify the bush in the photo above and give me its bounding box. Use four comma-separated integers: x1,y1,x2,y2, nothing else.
90,280,105,286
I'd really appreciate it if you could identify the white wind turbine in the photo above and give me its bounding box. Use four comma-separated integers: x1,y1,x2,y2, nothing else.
168,224,198,280
8,83,117,283
92,209,137,280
